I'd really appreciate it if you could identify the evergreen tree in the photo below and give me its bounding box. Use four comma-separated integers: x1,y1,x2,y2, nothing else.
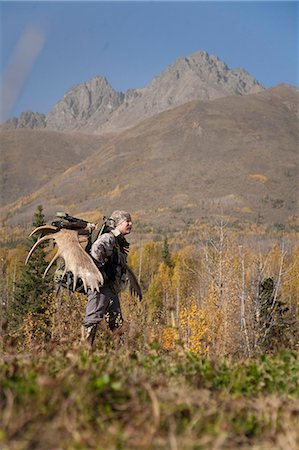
162,236,172,267
10,205,52,330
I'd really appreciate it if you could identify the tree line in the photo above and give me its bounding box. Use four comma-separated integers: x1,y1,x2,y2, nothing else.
0,206,298,356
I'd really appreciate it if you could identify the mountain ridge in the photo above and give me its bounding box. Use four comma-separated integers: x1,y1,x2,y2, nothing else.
4,50,264,134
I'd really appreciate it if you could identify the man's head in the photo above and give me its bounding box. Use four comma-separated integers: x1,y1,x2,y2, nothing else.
110,210,132,235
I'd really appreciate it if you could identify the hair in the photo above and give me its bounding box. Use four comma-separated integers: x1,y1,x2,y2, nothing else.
109,210,131,227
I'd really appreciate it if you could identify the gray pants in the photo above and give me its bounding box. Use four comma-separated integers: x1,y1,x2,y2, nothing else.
83,285,123,331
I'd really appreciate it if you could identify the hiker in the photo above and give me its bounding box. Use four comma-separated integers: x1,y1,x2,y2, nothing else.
26,209,141,346
83,210,136,345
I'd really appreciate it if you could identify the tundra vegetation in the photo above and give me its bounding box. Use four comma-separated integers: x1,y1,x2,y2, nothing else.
0,208,298,449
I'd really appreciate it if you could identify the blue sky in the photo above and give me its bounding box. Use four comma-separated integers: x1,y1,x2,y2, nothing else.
0,1,298,121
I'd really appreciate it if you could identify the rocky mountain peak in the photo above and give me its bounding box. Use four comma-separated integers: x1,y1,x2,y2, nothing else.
161,50,262,96
96,49,263,133
185,50,228,69
46,75,123,131
3,111,46,129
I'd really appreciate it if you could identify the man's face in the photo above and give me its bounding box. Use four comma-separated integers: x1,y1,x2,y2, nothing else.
116,217,133,235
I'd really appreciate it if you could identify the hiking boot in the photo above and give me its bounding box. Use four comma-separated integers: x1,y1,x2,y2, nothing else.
82,323,98,347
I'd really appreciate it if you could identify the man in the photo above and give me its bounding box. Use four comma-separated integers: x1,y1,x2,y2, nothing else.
83,210,134,346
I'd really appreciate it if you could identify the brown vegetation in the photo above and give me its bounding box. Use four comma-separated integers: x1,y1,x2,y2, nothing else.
0,219,298,449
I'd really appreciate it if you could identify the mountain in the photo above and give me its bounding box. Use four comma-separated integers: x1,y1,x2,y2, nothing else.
0,129,112,208
46,76,123,132
95,50,263,134
4,111,46,129
5,50,264,134
1,84,297,230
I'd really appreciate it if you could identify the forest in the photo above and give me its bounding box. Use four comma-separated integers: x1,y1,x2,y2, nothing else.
0,206,298,449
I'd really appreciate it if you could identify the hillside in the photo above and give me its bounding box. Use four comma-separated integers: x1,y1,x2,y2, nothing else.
1,84,297,229
0,129,112,207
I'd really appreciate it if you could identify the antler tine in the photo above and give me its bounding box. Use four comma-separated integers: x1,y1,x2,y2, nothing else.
25,234,56,265
82,278,88,293
43,251,61,278
91,280,100,293
72,271,78,292
29,225,58,237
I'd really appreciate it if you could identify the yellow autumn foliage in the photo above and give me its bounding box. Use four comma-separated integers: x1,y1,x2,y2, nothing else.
248,173,268,183
179,300,209,354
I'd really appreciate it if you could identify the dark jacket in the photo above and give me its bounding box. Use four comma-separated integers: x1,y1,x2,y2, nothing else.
90,229,128,293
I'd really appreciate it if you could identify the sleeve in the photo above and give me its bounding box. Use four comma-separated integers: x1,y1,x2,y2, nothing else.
90,233,115,266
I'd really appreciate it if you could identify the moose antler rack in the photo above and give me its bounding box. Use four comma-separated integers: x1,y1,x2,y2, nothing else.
26,213,104,293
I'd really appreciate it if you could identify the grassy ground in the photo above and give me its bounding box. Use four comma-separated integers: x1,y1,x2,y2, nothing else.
1,342,298,450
